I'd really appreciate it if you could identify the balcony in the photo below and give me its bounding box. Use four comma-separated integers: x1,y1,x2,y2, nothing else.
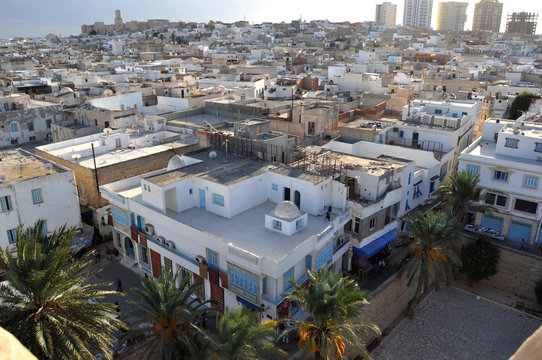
385,135,444,160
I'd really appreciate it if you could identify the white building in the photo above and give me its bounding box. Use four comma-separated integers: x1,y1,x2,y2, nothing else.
459,116,542,245
0,149,82,251
403,0,434,28
99,151,352,319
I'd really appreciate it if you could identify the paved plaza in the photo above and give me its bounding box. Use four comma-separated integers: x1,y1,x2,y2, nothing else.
373,287,542,360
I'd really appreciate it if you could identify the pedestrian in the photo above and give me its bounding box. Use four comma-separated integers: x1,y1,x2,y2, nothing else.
92,249,98,264
144,273,148,279
115,302,120,313
279,322,286,343
96,249,101,263
520,239,526,250
116,278,123,292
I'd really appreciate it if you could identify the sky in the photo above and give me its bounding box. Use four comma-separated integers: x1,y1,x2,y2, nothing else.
1,0,541,38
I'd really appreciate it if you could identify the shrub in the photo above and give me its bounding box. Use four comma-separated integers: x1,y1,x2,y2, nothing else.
508,92,537,120
461,237,500,283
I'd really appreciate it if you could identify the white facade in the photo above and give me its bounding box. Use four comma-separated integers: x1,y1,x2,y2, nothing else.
0,149,81,251
459,117,542,245
100,152,352,319
403,0,434,28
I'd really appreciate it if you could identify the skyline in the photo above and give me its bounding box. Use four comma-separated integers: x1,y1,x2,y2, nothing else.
1,0,541,38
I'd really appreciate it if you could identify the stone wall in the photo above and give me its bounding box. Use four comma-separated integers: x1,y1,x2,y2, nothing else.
364,273,417,341
482,245,542,302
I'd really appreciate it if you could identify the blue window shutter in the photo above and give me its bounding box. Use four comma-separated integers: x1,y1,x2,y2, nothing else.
0,197,7,212
305,254,312,270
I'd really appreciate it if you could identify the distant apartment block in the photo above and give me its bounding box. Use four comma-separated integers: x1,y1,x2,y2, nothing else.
403,0,433,29
376,2,398,28
459,116,542,245
505,12,538,36
472,0,503,33
436,1,468,32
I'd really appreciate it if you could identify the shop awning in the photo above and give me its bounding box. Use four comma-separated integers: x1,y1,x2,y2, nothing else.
236,296,260,311
353,228,398,258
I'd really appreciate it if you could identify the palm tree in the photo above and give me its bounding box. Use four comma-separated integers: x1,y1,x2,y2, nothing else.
125,269,209,360
0,220,124,360
438,171,482,225
203,307,286,360
284,268,380,360
393,211,461,318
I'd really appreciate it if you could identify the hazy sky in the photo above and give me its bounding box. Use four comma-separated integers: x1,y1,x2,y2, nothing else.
1,0,541,38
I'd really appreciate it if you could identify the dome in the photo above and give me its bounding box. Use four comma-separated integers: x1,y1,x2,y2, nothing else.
274,201,301,219
167,155,185,171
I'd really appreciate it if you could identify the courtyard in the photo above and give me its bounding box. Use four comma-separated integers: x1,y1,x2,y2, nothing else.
373,287,542,360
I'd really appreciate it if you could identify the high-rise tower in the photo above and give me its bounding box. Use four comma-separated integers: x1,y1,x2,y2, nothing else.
436,1,468,32
376,2,398,28
472,0,503,32
403,0,433,29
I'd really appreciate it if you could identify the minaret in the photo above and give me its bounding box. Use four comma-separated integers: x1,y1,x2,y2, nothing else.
475,93,495,138
114,10,123,27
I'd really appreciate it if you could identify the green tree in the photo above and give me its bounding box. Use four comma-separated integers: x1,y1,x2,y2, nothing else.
461,237,500,284
202,308,286,360
393,211,461,318
0,220,123,360
285,268,380,360
439,170,483,225
125,269,209,360
508,92,537,120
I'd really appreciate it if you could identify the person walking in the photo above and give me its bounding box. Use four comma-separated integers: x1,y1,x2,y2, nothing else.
116,278,123,292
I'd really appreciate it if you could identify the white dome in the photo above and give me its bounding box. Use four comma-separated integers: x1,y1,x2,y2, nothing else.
167,155,185,171
274,201,301,219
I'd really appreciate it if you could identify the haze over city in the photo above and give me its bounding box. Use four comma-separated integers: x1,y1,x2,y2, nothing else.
1,0,542,359
1,0,542,37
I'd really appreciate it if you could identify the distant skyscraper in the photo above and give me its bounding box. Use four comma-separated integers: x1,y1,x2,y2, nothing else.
376,2,398,28
472,0,503,33
403,0,433,29
506,12,538,35
114,10,123,26
436,1,468,31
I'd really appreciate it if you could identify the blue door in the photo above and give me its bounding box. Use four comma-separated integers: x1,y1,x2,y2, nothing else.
124,237,135,260
481,215,503,232
507,221,532,243
199,189,206,209
537,225,542,244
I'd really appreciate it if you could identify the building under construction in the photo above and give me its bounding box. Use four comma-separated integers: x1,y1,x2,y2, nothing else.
505,12,538,35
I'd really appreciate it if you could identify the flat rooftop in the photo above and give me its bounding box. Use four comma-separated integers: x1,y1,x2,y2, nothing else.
171,201,339,263
145,150,328,187
37,131,198,169
167,113,238,127
0,149,65,184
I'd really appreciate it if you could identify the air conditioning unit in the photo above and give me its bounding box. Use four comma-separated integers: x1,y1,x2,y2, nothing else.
144,223,155,235
166,240,176,249
157,236,166,244
195,255,206,264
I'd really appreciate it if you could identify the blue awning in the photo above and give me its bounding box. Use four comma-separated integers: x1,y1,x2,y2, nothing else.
353,228,398,258
236,296,260,311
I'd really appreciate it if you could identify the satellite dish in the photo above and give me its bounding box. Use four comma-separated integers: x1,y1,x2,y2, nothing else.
209,151,217,159
72,154,82,162
44,163,53,170
103,128,113,134
257,151,263,160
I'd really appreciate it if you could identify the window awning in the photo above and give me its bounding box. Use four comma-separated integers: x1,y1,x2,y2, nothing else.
353,228,398,258
236,296,260,311
431,175,440,181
